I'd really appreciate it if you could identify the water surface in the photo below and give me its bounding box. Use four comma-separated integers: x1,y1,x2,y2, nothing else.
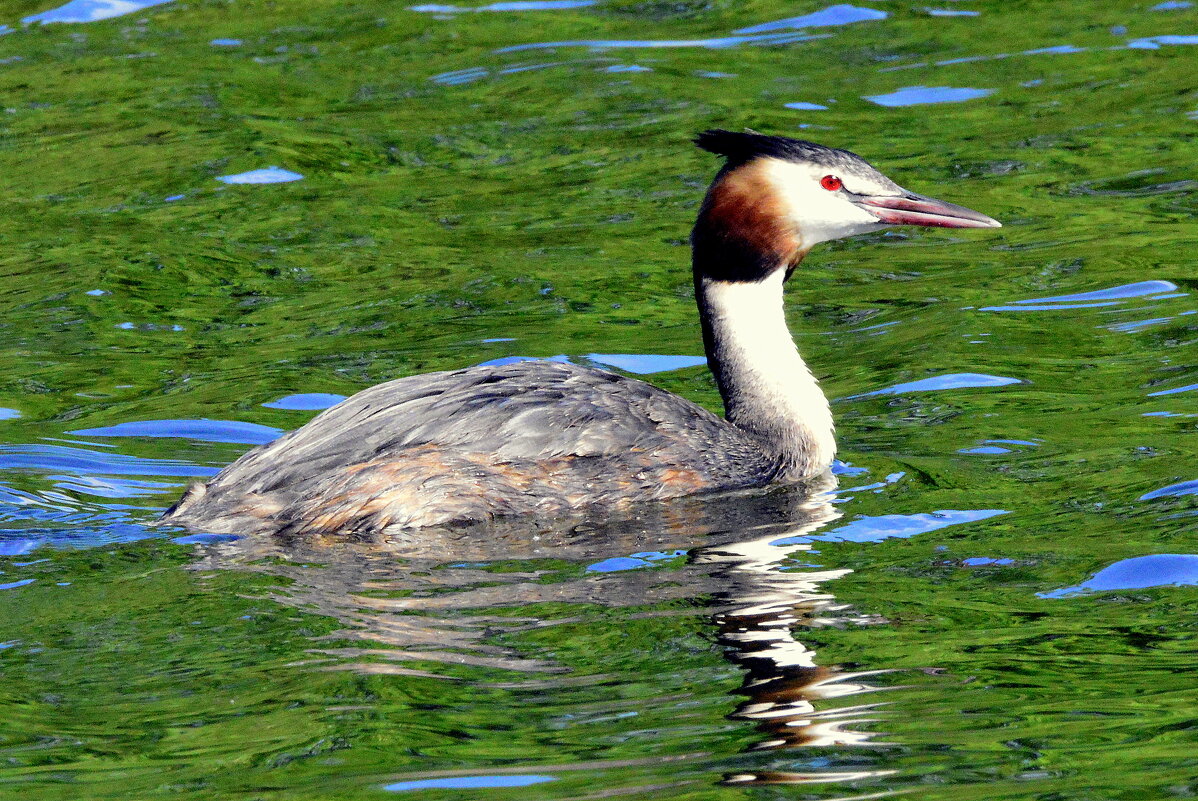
1,0,1196,799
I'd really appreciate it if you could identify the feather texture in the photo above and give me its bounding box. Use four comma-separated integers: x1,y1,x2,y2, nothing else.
161,361,776,533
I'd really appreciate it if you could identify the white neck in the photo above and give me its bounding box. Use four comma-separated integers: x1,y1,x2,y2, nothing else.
697,271,835,478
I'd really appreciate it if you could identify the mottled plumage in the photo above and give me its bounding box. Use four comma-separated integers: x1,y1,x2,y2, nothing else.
163,361,775,534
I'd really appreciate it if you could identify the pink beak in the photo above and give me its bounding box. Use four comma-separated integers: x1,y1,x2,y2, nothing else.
857,192,1002,229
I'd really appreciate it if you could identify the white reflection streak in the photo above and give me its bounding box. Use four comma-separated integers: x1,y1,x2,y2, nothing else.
694,500,898,787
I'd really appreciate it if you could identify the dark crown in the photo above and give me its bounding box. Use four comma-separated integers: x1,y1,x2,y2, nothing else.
695,129,870,173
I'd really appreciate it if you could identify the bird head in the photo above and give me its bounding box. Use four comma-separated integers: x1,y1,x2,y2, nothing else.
692,130,1000,282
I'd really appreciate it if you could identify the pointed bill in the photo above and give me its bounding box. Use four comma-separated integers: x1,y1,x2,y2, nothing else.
857,191,1001,229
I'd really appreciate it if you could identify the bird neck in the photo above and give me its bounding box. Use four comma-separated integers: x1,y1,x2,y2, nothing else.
694,269,835,479
688,157,835,478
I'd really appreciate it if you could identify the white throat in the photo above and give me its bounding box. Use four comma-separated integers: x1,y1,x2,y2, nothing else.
698,271,835,478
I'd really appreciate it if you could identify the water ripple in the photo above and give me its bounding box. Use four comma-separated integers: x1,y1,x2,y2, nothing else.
494,31,825,52
1040,554,1198,597
982,280,1179,312
1024,44,1087,55
476,353,705,374
0,444,216,478
733,4,887,34
431,67,490,85
216,167,304,185
48,475,181,498
22,0,173,25
1023,280,1178,304
1140,478,1198,500
864,86,994,106
411,0,592,11
846,373,1021,399
772,509,1008,546
385,775,557,791
262,393,347,410
70,419,282,445
1126,35,1198,49
0,578,35,590
584,353,706,374
1147,382,1198,397
881,40,1102,72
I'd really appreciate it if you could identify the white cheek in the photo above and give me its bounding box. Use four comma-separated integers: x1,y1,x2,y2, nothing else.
764,160,882,246
802,206,884,245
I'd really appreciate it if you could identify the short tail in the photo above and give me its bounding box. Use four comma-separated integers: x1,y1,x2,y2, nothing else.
155,482,208,525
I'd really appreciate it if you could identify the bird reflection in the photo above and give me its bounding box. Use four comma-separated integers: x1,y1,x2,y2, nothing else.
694,520,894,788
186,476,894,789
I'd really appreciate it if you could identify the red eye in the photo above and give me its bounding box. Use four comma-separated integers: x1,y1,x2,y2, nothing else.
820,175,843,191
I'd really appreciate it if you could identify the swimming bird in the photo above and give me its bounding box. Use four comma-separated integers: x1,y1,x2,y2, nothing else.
161,130,1000,535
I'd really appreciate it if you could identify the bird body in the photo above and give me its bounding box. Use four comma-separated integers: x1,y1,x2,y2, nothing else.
161,130,1000,535
165,360,777,533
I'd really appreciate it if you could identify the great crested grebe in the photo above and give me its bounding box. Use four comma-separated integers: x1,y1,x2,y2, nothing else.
161,130,1000,535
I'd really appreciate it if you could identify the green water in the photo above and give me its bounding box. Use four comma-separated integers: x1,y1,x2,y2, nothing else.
1,0,1197,798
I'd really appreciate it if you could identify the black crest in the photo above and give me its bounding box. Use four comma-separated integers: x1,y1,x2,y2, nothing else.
694,129,865,172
